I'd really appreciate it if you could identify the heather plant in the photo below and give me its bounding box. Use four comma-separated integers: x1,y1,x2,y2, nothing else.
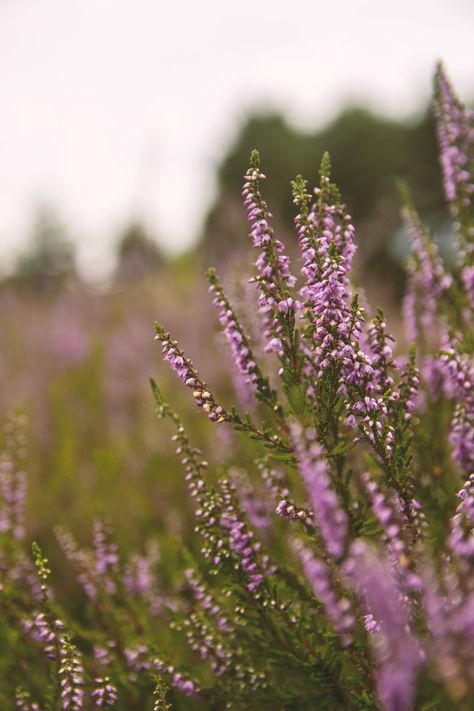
1,64,474,710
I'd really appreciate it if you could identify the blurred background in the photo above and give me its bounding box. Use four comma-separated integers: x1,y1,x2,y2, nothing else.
0,0,473,554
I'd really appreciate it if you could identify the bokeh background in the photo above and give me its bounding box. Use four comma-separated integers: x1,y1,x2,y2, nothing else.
0,0,473,565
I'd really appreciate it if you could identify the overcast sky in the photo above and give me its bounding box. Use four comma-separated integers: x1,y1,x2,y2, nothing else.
0,0,473,276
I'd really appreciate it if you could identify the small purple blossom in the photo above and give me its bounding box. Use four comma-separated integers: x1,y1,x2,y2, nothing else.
91,677,118,707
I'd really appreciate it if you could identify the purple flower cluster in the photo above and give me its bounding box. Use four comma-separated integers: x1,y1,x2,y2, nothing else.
173,424,209,501
219,477,271,593
91,677,118,707
185,568,231,633
229,467,272,533
125,646,199,697
402,205,452,344
344,541,422,711
366,310,396,394
291,423,347,560
0,416,27,541
292,173,398,450
15,688,40,711
449,472,474,560
300,197,357,377
422,562,474,694
123,540,163,614
93,520,119,594
462,264,474,309
242,153,298,345
434,63,474,214
439,344,474,474
152,658,198,697
399,351,420,423
360,473,404,553
275,499,314,529
177,612,231,676
208,274,260,390
155,326,227,423
0,449,26,541
59,636,85,710
22,613,63,661
23,609,85,709
296,542,354,641
360,473,425,593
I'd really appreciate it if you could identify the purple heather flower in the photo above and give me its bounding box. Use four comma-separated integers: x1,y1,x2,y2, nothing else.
124,645,152,672
0,416,28,541
127,649,200,698
275,498,314,528
360,473,426,592
402,205,452,345
229,468,272,533
93,643,116,667
296,543,354,640
15,689,40,711
185,568,231,633
344,540,422,711
398,351,421,422
449,473,474,560
242,153,298,345
293,176,395,447
366,311,396,394
434,63,474,215
153,658,199,697
265,337,284,354
91,677,118,707
155,326,227,423
181,611,232,675
439,344,474,474
124,540,163,614
294,176,376,397
402,284,418,346
172,424,210,503
21,613,63,661
304,205,357,377
93,521,119,577
364,614,380,636
219,476,273,592
360,473,404,551
208,277,259,388
291,423,347,560
422,355,446,403
422,562,474,692
462,264,474,309
58,635,84,710
0,452,26,541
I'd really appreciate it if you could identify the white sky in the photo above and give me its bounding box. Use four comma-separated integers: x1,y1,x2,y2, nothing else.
0,0,473,276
